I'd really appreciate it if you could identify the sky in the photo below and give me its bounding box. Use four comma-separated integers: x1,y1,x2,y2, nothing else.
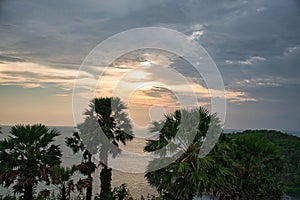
0,0,300,131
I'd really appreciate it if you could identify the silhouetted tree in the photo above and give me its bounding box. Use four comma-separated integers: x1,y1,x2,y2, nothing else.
66,132,96,200
0,124,61,200
51,166,76,200
75,97,133,199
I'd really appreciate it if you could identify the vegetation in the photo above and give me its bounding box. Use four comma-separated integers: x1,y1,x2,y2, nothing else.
65,97,134,199
0,105,299,200
144,108,233,200
229,130,300,199
51,166,77,200
112,184,133,200
77,97,133,199
98,165,113,200
95,183,131,200
66,131,96,200
0,124,62,200
144,108,286,199
210,133,284,199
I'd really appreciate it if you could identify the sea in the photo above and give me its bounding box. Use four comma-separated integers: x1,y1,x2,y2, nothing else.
0,126,299,199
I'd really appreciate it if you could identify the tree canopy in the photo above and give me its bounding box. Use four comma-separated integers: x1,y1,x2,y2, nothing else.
144,108,285,200
0,124,62,200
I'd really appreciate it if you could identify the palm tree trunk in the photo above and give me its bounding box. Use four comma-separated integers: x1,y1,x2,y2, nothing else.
99,151,113,200
86,153,93,200
62,185,67,200
100,165,113,200
24,184,33,200
86,173,93,200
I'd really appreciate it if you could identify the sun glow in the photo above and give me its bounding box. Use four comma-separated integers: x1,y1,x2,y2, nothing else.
140,60,152,66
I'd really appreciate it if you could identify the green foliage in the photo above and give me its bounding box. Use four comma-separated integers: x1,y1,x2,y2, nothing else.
51,166,77,200
232,130,300,198
98,165,113,200
144,107,225,200
66,131,96,200
144,108,287,200
112,184,133,200
67,97,134,200
0,124,62,200
96,183,135,200
79,97,133,200
92,97,134,161
140,194,163,200
210,133,284,199
0,195,17,200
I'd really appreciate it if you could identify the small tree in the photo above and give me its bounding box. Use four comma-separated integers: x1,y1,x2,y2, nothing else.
112,184,133,200
65,132,96,200
51,166,76,200
0,124,62,200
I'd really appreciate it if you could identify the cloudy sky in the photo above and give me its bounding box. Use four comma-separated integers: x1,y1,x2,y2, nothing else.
0,0,299,131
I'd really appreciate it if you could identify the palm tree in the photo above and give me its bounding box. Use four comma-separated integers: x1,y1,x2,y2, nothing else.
75,97,133,199
93,97,133,199
51,166,76,200
0,124,62,200
205,134,237,199
144,107,230,200
65,131,96,200
229,134,284,199
205,133,285,199
99,165,113,200
93,97,133,162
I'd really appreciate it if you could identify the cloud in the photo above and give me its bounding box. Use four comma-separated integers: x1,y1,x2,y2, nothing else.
281,45,300,58
0,54,26,62
0,61,88,90
54,94,69,97
234,76,300,88
0,0,299,129
187,30,204,41
91,50,255,105
225,56,266,65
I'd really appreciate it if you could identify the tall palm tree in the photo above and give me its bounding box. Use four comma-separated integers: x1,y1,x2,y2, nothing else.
75,97,133,199
93,97,133,162
0,124,62,200
99,165,113,200
95,97,133,199
144,107,230,200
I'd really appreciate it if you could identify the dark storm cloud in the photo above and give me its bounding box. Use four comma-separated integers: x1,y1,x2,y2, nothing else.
0,0,167,69
1,0,298,72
